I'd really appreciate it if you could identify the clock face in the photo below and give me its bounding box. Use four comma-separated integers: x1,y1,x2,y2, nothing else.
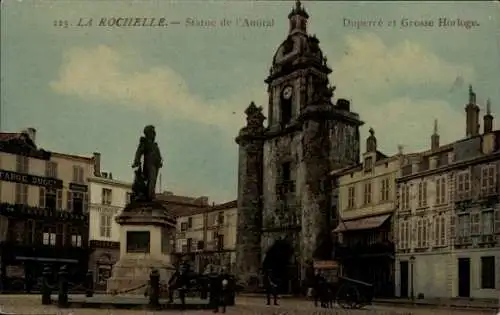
282,86,293,100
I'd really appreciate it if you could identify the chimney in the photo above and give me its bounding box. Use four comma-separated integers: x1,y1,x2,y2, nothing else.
109,172,113,179
26,127,36,143
93,152,101,177
465,85,480,137
484,98,493,134
431,119,440,151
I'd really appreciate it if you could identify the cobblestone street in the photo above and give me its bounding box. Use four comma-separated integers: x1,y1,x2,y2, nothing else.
0,295,496,315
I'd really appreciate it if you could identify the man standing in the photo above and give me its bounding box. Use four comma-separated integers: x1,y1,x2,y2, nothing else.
132,125,163,201
264,269,279,306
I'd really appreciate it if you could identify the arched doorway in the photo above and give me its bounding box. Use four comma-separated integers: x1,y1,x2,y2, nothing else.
262,239,295,294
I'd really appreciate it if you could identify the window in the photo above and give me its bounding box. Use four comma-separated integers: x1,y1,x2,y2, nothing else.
416,218,428,248
187,217,193,229
71,234,82,247
187,238,193,252
39,188,62,210
72,165,84,183
42,231,56,245
16,156,29,173
380,178,390,202
398,220,410,249
280,96,292,126
435,176,447,205
481,211,494,235
458,215,470,238
347,186,355,209
456,171,471,198
99,213,112,238
401,184,410,210
218,212,225,225
471,213,480,235
416,218,423,248
417,181,428,208
180,221,188,231
434,216,446,246
481,165,496,195
217,234,224,250
68,191,88,213
363,181,372,205
364,157,373,171
208,213,217,226
101,188,112,205
15,184,28,205
45,161,58,178
281,162,291,182
197,240,205,250
481,256,495,289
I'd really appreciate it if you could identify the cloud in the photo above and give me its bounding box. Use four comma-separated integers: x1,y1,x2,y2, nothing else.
50,45,266,135
360,97,465,153
334,33,475,95
326,33,476,154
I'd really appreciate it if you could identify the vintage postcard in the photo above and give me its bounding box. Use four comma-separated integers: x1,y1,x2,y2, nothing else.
0,0,499,314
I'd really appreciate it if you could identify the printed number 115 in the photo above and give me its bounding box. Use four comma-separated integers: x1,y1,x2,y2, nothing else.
53,20,69,28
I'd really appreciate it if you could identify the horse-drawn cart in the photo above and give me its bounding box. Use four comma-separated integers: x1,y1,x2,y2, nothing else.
313,260,374,309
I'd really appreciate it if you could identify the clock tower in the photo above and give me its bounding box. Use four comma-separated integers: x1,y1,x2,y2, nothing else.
235,1,364,292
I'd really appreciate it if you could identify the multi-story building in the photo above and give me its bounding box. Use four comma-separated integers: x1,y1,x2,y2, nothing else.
331,129,399,297
0,128,94,292
395,86,499,299
163,192,238,273
235,1,363,292
88,157,132,291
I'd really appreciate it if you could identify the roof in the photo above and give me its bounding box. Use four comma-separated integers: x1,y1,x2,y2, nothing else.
212,200,237,210
0,132,94,162
157,194,237,218
0,133,20,141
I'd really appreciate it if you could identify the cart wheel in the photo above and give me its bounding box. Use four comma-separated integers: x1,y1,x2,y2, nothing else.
336,284,360,309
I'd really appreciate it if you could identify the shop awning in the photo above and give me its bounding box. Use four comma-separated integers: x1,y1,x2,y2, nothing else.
333,214,391,233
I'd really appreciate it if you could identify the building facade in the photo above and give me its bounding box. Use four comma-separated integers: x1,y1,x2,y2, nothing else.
0,128,93,292
235,1,363,292
169,195,238,274
332,129,399,297
395,87,500,299
88,159,132,291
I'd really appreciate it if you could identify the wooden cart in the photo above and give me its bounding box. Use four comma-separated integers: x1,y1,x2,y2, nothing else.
313,260,374,309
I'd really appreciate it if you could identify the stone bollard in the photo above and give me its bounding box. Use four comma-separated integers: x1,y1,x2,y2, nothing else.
85,270,94,297
41,266,52,305
57,265,69,308
148,269,160,309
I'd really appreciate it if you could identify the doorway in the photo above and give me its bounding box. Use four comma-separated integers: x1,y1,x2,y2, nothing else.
399,261,409,298
458,258,471,297
262,240,294,294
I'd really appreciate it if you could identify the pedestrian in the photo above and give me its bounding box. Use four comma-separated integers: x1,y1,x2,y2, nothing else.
264,269,279,306
209,267,223,313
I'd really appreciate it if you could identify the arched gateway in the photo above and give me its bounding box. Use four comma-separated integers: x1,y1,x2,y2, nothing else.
262,240,298,293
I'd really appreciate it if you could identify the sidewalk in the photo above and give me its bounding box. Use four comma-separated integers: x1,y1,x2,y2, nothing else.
238,293,499,310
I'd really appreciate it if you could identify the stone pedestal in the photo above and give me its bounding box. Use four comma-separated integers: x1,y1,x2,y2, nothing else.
107,201,176,294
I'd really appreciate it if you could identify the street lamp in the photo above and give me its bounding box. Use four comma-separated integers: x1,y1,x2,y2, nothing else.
409,255,415,301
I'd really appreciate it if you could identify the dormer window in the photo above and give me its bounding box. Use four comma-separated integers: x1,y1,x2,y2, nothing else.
364,156,373,171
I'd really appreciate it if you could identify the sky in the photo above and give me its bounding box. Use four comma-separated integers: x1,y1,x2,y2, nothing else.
1,0,499,203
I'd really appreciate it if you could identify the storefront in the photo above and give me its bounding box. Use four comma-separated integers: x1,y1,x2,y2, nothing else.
334,214,395,297
89,241,120,291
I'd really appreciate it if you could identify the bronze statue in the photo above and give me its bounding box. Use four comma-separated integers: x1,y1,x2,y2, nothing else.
132,125,163,201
